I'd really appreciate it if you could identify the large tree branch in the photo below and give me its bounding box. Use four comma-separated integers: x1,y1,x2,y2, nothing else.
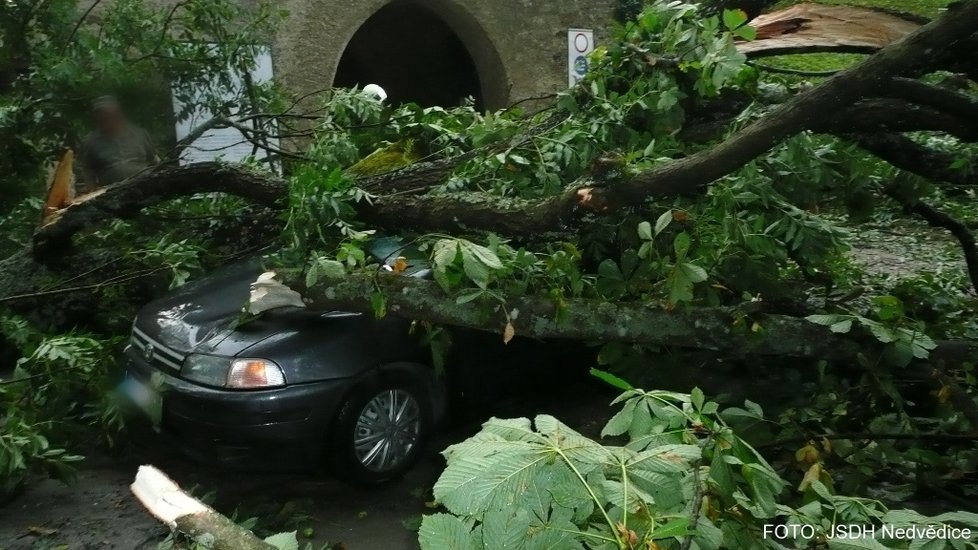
882,77,978,122
846,133,977,188
294,270,978,364
609,1,978,205
31,163,287,257
823,98,978,142
24,3,978,249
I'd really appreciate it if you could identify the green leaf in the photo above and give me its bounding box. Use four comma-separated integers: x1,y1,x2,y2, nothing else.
742,463,787,518
733,25,757,40
596,259,626,298
829,319,853,334
459,240,503,289
460,240,504,270
418,514,477,550
638,221,653,241
434,431,548,517
679,262,708,283
317,258,345,279
691,387,705,411
806,314,844,327
668,265,694,305
693,516,724,550
651,517,690,540
873,295,904,321
655,210,674,236
865,321,897,344
722,9,748,30
673,231,691,259
305,267,318,288
455,290,484,305
370,291,387,318
263,531,299,550
481,506,531,550
602,398,638,437
590,368,633,391
432,239,462,292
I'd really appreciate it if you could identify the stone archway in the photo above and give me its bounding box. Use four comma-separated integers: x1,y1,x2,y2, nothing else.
332,0,509,110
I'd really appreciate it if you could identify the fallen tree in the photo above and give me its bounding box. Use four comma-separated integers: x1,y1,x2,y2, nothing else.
4,0,978,400
1,1,977,538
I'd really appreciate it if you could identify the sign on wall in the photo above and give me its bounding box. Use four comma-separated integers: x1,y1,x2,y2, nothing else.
568,28,595,88
172,46,277,167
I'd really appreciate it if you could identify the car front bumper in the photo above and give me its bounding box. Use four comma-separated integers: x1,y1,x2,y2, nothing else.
125,350,351,470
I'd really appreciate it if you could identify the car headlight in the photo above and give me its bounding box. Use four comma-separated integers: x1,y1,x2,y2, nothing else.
226,358,286,389
181,354,231,388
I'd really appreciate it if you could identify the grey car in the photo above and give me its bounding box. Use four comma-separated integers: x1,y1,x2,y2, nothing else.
122,238,455,484
122,237,592,484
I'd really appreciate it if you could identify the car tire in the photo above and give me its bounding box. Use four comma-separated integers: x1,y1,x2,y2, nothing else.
331,377,433,486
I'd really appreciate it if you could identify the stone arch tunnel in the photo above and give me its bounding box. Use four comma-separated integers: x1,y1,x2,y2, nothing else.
274,0,617,110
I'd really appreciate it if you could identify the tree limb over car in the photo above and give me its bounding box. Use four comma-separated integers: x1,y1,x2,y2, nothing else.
5,1,978,380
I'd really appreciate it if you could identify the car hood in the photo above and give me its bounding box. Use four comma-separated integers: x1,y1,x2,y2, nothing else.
134,238,431,358
135,257,300,356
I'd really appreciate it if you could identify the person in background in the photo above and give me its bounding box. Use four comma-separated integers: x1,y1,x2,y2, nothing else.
76,95,159,193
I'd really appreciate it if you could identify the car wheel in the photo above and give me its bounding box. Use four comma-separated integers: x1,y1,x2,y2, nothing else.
332,379,432,485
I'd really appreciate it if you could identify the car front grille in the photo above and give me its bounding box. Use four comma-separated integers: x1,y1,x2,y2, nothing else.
130,326,185,372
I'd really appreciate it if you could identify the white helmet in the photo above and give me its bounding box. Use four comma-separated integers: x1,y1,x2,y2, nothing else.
362,84,388,102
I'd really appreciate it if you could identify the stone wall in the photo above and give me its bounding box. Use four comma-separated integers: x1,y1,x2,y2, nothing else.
273,0,618,109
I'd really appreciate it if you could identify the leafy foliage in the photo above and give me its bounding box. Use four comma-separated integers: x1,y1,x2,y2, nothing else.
421,387,978,549
0,0,284,210
0,312,113,496
0,0,975,540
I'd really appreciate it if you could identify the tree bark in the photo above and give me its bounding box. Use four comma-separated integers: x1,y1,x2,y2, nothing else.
611,1,978,205
131,465,279,550
882,77,978,122
291,270,977,363
32,163,287,258
847,133,977,188
824,99,978,142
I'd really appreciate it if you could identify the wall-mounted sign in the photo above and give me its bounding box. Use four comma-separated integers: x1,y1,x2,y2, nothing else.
568,28,594,88
172,45,278,168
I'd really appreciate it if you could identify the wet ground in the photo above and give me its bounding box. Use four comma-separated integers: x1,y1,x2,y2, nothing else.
0,382,616,550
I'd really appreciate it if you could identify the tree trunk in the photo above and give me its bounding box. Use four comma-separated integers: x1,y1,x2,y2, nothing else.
131,465,279,550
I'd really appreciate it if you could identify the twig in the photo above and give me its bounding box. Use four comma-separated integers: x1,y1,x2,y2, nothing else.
501,93,559,114
0,266,167,304
0,365,84,386
61,0,103,54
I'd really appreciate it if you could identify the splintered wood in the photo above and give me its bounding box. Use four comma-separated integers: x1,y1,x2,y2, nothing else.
41,149,75,225
738,3,922,57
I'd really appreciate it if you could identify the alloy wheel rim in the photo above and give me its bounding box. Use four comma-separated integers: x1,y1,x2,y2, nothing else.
353,389,421,472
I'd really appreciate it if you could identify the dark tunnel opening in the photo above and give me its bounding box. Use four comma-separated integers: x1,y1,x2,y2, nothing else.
333,1,485,109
